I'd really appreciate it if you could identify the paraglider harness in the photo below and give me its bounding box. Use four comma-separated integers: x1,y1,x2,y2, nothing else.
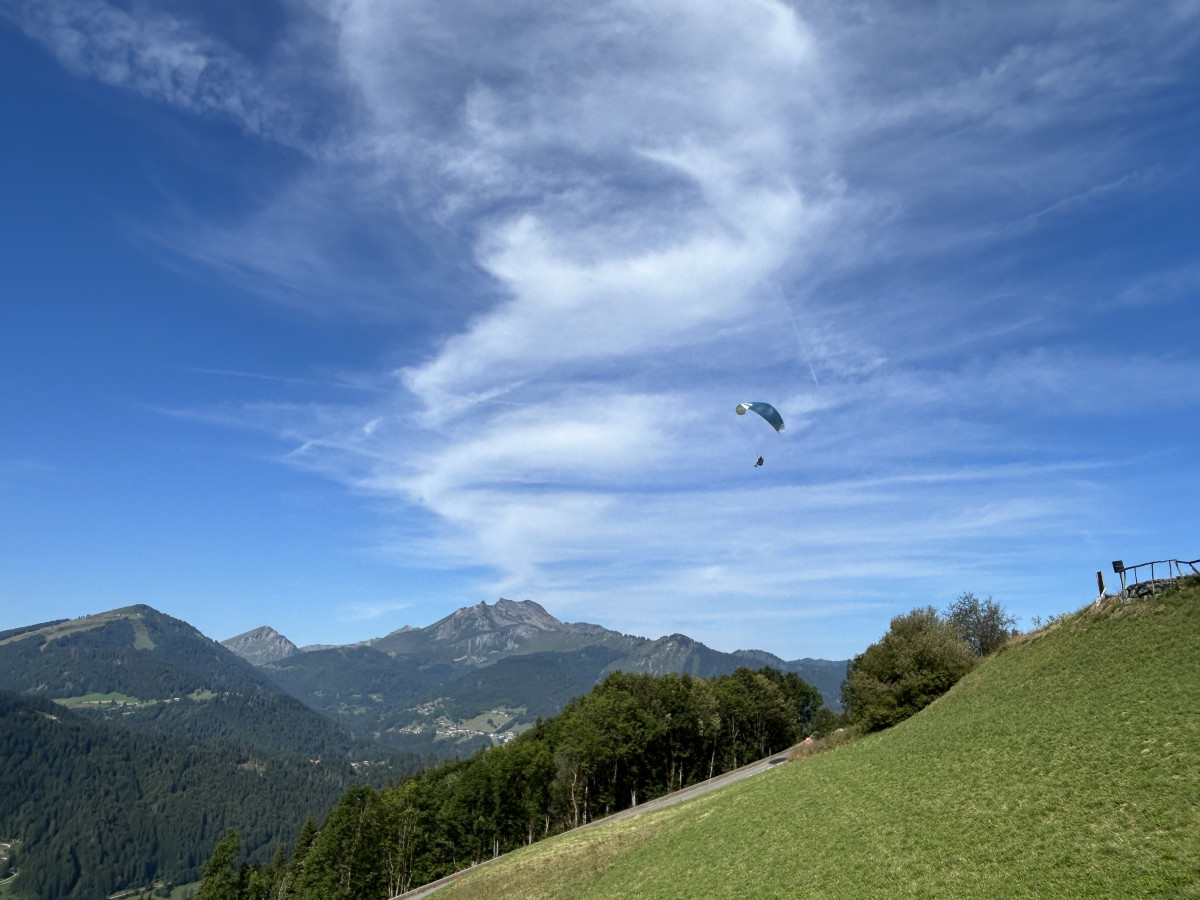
754,456,764,467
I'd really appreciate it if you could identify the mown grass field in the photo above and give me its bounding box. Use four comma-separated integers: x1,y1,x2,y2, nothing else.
439,579,1200,899
53,688,218,708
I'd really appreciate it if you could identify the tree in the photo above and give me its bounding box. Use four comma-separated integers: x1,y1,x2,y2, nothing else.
264,842,290,900
552,711,597,829
292,816,318,866
945,592,1017,656
196,829,241,900
763,669,824,737
841,606,976,732
711,668,796,768
380,780,422,896
292,785,387,900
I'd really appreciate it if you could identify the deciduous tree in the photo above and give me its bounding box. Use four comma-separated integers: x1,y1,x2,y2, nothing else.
945,592,1017,656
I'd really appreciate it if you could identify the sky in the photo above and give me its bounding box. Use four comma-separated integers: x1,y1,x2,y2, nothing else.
0,0,1196,661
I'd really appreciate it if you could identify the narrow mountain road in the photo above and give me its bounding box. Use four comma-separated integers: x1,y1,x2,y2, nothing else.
391,746,797,900
0,841,16,888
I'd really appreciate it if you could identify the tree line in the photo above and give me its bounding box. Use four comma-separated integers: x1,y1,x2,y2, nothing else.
197,666,830,899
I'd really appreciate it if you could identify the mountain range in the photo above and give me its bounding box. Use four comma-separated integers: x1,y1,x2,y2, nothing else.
222,598,849,749
0,598,844,897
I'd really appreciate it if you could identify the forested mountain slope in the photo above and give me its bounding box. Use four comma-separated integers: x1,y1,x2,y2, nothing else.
0,605,377,760
439,578,1200,899
0,691,368,900
0,605,268,696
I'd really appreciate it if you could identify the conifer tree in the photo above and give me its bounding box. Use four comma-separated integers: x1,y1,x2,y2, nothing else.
196,829,241,900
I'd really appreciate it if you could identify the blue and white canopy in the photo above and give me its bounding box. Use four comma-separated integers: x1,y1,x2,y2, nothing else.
735,402,785,432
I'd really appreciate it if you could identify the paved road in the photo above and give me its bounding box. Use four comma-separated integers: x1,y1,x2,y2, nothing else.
0,841,16,887
391,747,795,900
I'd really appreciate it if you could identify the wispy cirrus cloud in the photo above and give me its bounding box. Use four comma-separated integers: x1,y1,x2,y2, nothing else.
6,0,299,141
0,458,54,489
339,599,412,624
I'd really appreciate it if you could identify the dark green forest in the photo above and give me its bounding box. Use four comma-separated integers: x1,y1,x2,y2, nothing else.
83,688,387,761
197,666,829,899
0,692,429,899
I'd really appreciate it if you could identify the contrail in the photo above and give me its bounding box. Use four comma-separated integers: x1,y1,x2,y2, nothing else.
777,289,820,387
183,366,365,389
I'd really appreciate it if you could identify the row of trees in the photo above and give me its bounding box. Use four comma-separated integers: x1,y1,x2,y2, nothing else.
197,666,829,899
841,592,1016,731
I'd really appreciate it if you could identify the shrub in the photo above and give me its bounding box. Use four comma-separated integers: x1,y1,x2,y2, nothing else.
840,606,976,732
787,725,858,761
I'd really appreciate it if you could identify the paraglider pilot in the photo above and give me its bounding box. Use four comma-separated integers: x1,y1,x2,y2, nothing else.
737,402,783,470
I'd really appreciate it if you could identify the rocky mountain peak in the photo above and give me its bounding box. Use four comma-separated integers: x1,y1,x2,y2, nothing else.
221,626,298,666
429,598,564,642
491,598,564,630
658,633,696,647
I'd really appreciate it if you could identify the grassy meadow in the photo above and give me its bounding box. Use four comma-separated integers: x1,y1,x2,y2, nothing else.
438,579,1200,899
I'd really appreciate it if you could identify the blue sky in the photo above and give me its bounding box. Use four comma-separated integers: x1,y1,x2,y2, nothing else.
1,0,1196,661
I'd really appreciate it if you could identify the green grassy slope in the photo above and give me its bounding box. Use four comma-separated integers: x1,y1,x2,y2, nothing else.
441,579,1200,899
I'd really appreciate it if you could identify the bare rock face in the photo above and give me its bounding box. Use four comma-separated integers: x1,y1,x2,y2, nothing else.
416,599,568,663
428,598,565,642
221,626,298,666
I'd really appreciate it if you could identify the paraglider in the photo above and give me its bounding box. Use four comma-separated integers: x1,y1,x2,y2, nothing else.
736,402,785,432
737,402,784,467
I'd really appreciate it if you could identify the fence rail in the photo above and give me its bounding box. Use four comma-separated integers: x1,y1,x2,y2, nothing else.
1110,558,1200,596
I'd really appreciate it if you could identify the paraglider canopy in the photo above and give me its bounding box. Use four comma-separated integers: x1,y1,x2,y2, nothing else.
736,402,785,432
